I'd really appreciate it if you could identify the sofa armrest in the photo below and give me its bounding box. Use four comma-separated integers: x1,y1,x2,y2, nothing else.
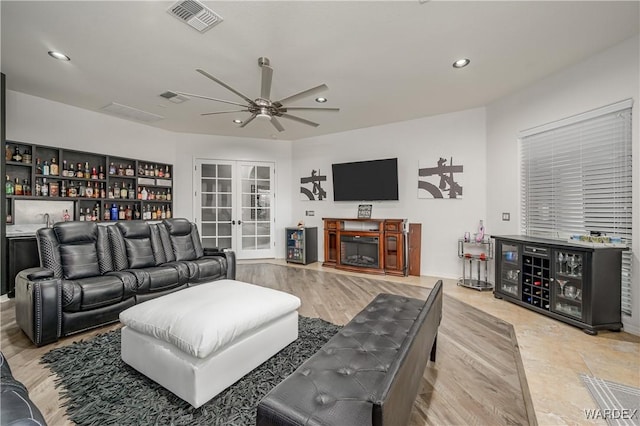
0,352,48,425
15,268,62,347
203,250,236,280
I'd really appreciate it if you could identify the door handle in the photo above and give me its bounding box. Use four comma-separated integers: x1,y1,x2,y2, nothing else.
232,220,236,225
238,220,242,225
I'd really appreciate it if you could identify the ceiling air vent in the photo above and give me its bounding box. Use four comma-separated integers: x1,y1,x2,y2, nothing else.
167,0,223,33
100,102,164,123
160,91,190,104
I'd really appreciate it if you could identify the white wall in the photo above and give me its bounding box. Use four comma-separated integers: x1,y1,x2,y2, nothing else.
486,35,640,333
292,107,487,279
6,91,294,255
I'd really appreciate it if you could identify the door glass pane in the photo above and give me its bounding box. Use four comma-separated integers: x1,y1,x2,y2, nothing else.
203,223,216,237
218,179,232,192
218,165,232,178
202,237,218,249
257,237,270,249
242,208,254,221
218,194,232,208
243,236,256,250
219,208,231,221
257,223,270,235
242,223,256,235
218,238,232,249
201,179,216,192
256,167,270,180
202,165,216,178
202,208,216,221
202,194,216,207
218,223,232,237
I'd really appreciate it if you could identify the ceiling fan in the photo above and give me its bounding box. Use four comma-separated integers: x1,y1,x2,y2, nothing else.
176,57,339,132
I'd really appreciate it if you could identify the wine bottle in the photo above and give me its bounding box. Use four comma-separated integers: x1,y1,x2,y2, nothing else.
110,204,118,221
50,158,59,176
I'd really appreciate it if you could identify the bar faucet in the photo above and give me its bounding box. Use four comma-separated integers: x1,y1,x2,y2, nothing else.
44,213,52,228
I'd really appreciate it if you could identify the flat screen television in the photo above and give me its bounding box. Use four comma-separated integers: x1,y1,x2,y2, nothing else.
332,158,399,201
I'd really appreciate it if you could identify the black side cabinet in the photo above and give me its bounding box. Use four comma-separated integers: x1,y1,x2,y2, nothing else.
286,227,318,265
493,235,626,335
4,236,39,297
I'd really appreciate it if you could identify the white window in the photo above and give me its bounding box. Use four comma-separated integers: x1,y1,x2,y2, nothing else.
520,100,633,315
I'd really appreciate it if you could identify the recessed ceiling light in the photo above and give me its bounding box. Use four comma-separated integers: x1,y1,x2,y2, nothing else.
48,50,70,61
453,58,470,69
233,119,243,124
315,97,327,103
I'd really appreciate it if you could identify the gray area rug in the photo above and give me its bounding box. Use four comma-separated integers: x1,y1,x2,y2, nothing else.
41,316,341,426
581,374,640,426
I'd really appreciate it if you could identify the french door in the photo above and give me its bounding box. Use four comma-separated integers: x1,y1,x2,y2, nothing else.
194,159,275,259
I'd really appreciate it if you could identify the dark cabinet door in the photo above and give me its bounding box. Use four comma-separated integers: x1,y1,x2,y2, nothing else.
5,236,39,297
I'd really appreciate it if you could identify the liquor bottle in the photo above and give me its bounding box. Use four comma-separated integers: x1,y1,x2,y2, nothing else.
62,160,68,177
109,162,116,175
13,178,23,196
158,166,164,178
22,148,31,164
141,187,148,200
118,205,125,220
113,182,120,199
125,205,132,221
50,158,59,176
61,181,67,197
84,162,90,177
68,181,77,198
108,185,114,199
100,183,106,199
128,184,135,199
41,178,49,197
166,188,172,201
5,175,14,195
138,163,145,176
79,182,86,198
120,183,128,199
164,165,170,179
118,164,125,176
76,163,84,178
36,158,43,175
12,147,22,162
125,164,134,176
144,164,150,176
104,204,110,221
63,209,71,222
475,219,485,243
34,179,41,196
110,204,118,221
165,204,172,219
156,205,162,219
154,165,159,177
5,145,12,161
68,162,75,177
160,205,166,219
99,165,105,180
91,167,98,180
23,179,32,196
151,206,158,220
85,182,93,198
79,209,86,221
148,190,154,200
42,161,50,176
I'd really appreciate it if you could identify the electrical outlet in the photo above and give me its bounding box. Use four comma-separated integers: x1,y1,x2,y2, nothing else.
305,211,315,216
502,212,510,221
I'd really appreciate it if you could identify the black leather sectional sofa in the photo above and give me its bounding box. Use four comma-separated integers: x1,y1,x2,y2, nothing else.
1,352,47,425
14,218,236,347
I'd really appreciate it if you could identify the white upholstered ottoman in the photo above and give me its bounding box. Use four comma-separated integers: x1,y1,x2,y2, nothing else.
119,279,301,408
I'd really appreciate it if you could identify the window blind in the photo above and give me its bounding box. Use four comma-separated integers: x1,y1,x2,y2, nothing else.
520,100,633,315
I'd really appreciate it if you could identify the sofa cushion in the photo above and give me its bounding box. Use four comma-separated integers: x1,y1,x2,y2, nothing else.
62,275,134,312
116,222,156,269
163,218,199,261
60,243,101,280
127,266,182,293
189,257,226,282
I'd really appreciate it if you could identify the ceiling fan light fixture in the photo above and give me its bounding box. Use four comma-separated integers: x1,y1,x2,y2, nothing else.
315,97,327,103
453,58,470,69
48,50,70,61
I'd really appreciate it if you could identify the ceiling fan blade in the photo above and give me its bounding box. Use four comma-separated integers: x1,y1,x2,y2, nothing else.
280,113,320,128
275,84,328,106
201,109,249,116
270,116,285,132
283,107,340,112
240,114,257,128
174,91,248,108
261,65,273,100
196,69,255,105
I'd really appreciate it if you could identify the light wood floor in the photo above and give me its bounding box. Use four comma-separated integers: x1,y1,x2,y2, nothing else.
1,262,534,425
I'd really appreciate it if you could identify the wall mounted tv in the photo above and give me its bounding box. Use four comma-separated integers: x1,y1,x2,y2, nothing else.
332,158,399,201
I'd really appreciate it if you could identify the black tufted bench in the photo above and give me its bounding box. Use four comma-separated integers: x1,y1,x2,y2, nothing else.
257,280,443,426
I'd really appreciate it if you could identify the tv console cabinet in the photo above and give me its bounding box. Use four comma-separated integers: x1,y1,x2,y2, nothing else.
322,218,408,276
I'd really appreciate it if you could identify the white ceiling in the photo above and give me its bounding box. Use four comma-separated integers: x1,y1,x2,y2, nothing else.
2,1,638,141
